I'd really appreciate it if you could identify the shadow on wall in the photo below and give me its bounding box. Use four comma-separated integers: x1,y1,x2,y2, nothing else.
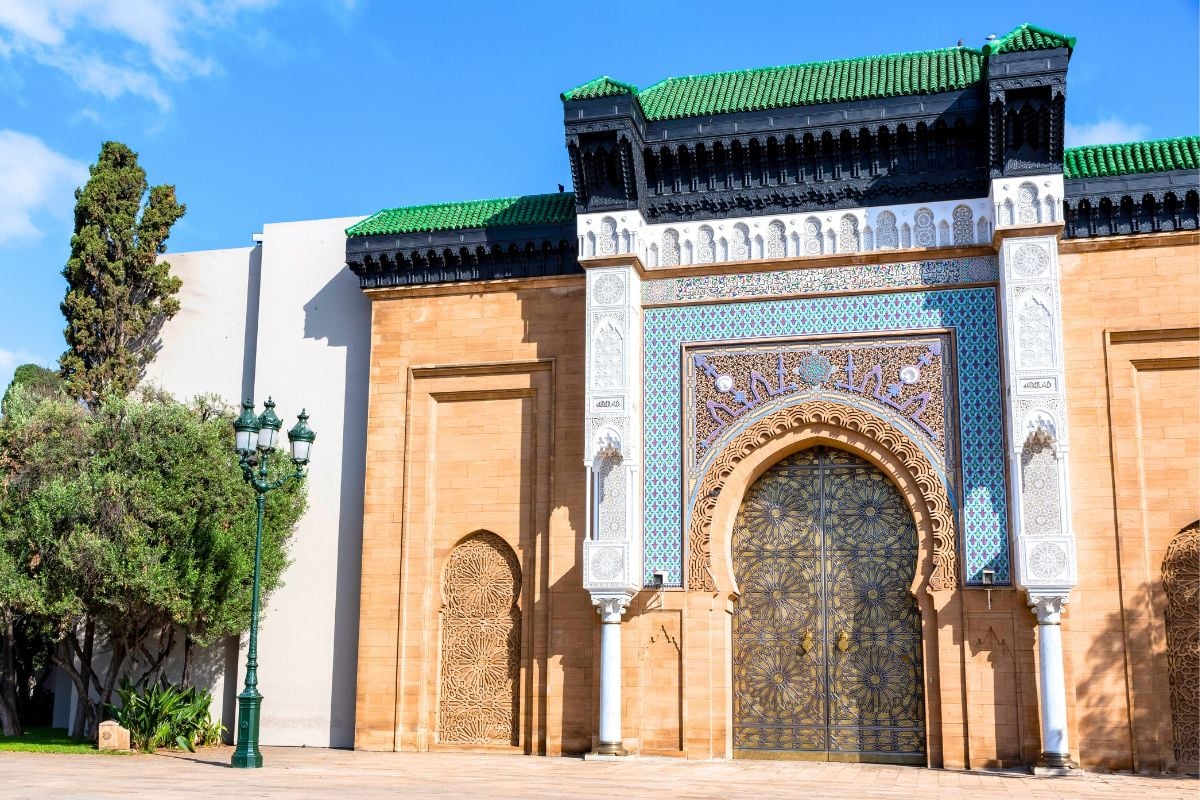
515,283,594,754
240,245,264,403
302,266,371,748
1075,520,1200,773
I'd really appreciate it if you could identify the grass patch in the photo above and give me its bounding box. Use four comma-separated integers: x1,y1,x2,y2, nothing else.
0,726,125,754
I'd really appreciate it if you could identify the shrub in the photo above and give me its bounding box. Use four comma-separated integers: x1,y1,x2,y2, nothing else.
108,678,224,752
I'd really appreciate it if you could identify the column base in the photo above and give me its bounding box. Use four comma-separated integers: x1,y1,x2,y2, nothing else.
585,742,630,759
1031,752,1080,776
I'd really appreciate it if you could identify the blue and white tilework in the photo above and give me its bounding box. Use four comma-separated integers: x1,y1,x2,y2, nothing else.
642,257,998,305
643,287,1008,588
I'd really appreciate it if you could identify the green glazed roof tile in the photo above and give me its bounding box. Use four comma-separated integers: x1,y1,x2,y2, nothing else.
634,46,984,122
1063,136,1200,179
562,76,638,101
982,23,1076,56
347,192,576,238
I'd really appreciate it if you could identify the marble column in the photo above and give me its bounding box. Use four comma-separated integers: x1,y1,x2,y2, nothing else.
594,596,630,755
1031,595,1072,769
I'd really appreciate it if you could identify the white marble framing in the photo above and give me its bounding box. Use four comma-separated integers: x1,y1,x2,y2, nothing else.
582,263,643,755
993,173,1077,768
583,266,644,598
577,197,994,268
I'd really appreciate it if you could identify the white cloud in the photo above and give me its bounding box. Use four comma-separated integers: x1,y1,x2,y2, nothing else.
0,346,52,396
0,130,87,244
72,107,103,125
0,0,301,110
1065,118,1151,149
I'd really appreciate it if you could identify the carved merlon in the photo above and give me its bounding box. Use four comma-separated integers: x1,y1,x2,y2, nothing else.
990,175,1065,233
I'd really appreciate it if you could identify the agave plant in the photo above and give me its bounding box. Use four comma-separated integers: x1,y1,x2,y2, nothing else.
108,678,226,753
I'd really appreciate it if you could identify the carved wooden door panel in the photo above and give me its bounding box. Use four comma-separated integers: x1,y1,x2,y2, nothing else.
732,447,925,763
1163,521,1199,772
439,532,522,746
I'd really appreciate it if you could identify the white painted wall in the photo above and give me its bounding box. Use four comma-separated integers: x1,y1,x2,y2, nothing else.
117,215,370,747
147,245,260,404
247,216,369,747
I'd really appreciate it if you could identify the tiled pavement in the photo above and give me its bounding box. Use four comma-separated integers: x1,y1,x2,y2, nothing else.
0,746,1195,799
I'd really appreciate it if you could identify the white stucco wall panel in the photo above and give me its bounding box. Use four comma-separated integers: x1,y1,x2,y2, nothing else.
249,216,368,748
148,245,259,405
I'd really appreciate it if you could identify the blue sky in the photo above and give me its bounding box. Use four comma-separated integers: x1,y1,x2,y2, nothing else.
1,0,1197,391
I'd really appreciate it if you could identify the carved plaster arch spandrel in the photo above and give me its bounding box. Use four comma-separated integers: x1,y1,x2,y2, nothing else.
687,400,957,594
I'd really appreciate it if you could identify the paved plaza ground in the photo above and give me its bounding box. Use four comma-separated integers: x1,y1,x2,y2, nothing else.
1,746,1197,799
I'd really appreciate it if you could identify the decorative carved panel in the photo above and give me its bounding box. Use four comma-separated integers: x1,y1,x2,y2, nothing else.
952,204,975,246
592,273,625,306
596,455,627,540
1017,295,1055,370
689,337,953,467
439,532,522,745
1163,521,1200,771
591,314,625,390
1019,439,1061,537
914,208,936,248
689,401,958,593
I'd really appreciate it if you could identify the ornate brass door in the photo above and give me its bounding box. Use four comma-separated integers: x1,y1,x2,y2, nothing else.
732,447,925,763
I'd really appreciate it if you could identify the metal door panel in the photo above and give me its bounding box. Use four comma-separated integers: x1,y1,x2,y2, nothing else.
732,447,925,762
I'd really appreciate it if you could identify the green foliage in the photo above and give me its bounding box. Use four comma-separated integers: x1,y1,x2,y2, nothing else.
1,365,62,416
109,677,223,752
0,387,305,735
60,141,186,406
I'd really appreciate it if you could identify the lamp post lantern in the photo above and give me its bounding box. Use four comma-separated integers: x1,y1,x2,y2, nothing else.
230,397,315,769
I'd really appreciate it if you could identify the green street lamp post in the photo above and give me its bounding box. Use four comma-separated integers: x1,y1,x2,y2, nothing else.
230,397,315,769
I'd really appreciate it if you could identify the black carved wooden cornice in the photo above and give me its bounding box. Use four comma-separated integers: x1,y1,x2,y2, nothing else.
347,223,580,289
564,93,992,220
1062,170,1200,239
984,48,1069,177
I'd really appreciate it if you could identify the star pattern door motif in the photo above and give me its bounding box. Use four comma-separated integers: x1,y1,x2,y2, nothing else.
732,447,926,763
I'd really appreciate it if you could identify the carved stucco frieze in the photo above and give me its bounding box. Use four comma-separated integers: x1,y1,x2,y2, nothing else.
578,198,994,267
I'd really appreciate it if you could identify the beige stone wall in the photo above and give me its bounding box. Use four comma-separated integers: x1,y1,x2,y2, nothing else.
355,275,593,755
1058,231,1200,772
354,231,1199,770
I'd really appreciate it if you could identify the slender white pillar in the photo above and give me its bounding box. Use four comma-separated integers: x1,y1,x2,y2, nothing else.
1031,595,1072,769
594,596,629,755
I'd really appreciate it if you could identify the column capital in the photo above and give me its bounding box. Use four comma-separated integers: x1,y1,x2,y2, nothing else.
1028,592,1069,625
591,594,632,623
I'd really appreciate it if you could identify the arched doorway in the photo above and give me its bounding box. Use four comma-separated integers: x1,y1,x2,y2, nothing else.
438,531,522,746
732,446,925,763
1163,521,1199,772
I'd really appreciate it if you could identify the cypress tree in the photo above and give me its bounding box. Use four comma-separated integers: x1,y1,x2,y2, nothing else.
59,142,186,405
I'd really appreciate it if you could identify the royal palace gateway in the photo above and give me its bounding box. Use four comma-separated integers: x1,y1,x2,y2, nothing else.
148,23,1199,773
